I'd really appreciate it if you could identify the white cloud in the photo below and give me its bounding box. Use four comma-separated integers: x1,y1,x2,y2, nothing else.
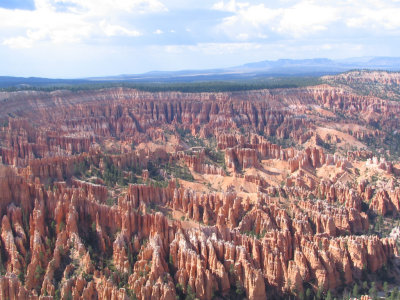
50,0,167,15
346,6,400,30
0,0,164,48
1,0,400,77
3,36,35,49
278,2,338,36
213,0,400,40
236,33,249,40
100,21,141,37
216,4,281,40
212,0,249,12
1,7,94,48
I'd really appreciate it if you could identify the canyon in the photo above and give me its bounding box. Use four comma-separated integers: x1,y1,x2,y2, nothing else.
0,71,400,299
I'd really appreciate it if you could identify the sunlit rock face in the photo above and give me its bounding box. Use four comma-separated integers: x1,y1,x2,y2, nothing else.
0,73,400,300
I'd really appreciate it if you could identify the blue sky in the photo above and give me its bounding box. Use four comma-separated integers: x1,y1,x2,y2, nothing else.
0,0,399,78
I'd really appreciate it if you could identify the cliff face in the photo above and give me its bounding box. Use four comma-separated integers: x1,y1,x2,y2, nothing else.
1,86,399,169
323,71,400,101
177,149,225,176
0,175,397,300
0,80,400,299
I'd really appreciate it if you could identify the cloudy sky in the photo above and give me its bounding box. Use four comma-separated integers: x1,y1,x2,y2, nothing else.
1,0,399,78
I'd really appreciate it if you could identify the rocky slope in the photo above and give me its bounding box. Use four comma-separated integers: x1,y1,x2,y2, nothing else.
0,72,400,299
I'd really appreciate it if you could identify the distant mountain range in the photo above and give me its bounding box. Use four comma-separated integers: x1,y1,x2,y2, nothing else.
2,56,400,89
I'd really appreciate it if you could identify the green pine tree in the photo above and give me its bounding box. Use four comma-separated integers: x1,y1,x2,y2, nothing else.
353,283,359,298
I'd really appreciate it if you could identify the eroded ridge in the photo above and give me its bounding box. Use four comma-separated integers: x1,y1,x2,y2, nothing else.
0,76,400,299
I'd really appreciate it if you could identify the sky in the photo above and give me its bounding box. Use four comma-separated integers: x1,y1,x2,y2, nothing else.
0,0,400,78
